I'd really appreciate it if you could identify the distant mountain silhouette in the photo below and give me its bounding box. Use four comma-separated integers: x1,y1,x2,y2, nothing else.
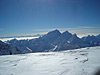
0,29,100,55
81,34,100,46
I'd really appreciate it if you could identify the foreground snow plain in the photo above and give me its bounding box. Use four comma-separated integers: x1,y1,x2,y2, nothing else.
0,46,100,75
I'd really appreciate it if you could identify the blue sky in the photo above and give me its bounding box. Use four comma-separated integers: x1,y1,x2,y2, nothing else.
0,0,100,37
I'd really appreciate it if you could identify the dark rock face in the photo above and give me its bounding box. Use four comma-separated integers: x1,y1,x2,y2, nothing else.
0,40,21,55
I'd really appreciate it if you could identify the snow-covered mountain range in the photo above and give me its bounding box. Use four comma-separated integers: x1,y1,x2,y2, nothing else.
81,34,100,46
0,29,100,55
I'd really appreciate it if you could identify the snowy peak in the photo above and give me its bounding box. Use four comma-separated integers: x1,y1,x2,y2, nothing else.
50,29,60,33
68,34,87,46
73,34,77,37
69,34,78,41
53,30,72,45
7,38,18,44
60,30,72,40
41,29,61,43
62,30,71,34
45,29,61,37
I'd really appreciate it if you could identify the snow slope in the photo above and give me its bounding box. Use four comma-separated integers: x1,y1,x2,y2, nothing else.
0,46,100,75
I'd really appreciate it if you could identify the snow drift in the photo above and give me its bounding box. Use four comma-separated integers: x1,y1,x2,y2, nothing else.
0,46,100,75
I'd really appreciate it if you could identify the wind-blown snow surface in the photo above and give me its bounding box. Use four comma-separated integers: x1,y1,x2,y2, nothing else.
0,46,100,75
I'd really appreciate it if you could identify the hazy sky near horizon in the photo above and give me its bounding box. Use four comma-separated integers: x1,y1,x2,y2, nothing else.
0,0,100,37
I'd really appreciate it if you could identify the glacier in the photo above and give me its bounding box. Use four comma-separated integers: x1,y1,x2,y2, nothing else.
0,46,100,75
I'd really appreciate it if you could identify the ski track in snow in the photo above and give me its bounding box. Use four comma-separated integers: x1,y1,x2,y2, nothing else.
0,46,100,75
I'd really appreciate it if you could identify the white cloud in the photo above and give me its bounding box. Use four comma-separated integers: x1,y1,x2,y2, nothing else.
0,37,39,42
